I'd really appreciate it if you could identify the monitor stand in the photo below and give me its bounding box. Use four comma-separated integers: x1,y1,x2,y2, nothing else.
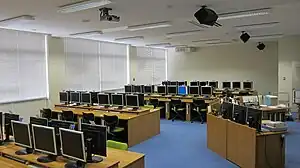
86,139,103,163
37,155,57,163
15,148,33,155
64,161,86,168
132,107,139,111
117,106,123,110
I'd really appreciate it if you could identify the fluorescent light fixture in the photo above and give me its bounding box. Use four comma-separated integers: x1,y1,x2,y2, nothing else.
251,34,283,40
146,43,171,47
166,30,203,38
192,39,221,43
165,45,188,48
0,15,35,25
218,8,271,20
58,0,112,13
128,21,172,31
206,41,231,45
102,26,128,33
70,31,103,36
115,36,144,41
235,22,279,31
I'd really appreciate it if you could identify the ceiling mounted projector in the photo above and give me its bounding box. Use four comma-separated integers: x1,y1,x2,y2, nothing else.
257,42,265,50
240,31,250,43
194,6,219,26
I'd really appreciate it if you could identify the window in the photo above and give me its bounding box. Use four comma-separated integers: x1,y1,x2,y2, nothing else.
135,47,167,85
64,38,127,91
0,29,47,103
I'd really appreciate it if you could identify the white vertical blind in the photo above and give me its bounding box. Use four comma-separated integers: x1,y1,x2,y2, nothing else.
0,29,47,103
135,47,166,84
64,38,127,91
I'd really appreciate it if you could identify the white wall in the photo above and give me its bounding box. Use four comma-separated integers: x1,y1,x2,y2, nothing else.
167,42,278,94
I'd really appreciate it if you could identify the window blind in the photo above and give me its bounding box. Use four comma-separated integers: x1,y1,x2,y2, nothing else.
135,47,166,85
0,29,47,103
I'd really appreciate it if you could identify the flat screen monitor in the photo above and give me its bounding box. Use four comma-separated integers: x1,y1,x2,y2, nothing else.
49,120,76,135
178,86,187,95
30,117,48,126
4,113,19,142
144,85,153,94
90,92,99,105
133,85,142,93
32,124,57,162
189,86,199,95
124,85,132,93
157,86,166,94
111,94,124,106
126,95,139,107
81,92,91,104
170,81,178,86
222,82,231,89
167,86,177,95
200,81,207,86
243,82,253,90
209,81,218,88
59,92,68,103
97,94,110,105
70,92,80,104
232,82,241,89
81,123,107,163
190,81,199,86
11,121,32,154
201,86,212,96
178,81,185,86
59,128,86,163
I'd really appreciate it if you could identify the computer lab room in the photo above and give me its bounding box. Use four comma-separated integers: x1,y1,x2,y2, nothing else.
1,0,300,168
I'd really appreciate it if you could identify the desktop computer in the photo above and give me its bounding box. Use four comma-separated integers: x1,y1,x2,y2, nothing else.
124,85,133,93
167,86,178,95
90,91,99,106
190,81,199,86
32,124,58,163
4,113,19,142
59,91,69,104
111,94,124,108
97,93,110,107
11,121,33,155
200,81,208,86
178,81,185,86
81,123,107,163
209,81,218,88
81,92,92,106
30,117,48,126
178,86,187,95
188,86,200,95
232,82,241,89
59,128,86,168
126,95,139,109
247,107,262,132
144,85,154,94
222,102,233,120
157,86,166,95
133,85,142,93
232,105,247,125
137,93,144,106
201,86,212,96
222,82,231,89
70,92,81,105
243,81,253,90
170,81,178,86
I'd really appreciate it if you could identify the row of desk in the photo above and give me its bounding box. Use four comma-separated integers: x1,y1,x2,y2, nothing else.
0,143,145,168
207,113,285,168
53,105,161,147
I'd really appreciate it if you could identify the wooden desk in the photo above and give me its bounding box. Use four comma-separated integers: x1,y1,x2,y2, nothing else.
0,156,28,168
260,107,288,121
207,114,285,168
1,145,145,168
52,107,160,147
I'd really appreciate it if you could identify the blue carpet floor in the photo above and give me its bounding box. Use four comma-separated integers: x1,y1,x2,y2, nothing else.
129,120,300,168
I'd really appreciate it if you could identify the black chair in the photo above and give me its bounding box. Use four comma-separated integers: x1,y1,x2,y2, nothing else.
82,113,95,124
103,115,125,141
40,108,52,119
62,110,74,122
170,99,186,121
149,99,159,109
191,99,207,124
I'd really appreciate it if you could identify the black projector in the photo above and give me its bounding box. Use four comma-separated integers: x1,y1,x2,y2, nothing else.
194,6,218,26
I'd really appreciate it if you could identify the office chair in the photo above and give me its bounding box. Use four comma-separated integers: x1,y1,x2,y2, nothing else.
82,113,95,124
191,99,207,124
170,99,186,121
149,99,159,109
103,115,125,141
62,110,75,122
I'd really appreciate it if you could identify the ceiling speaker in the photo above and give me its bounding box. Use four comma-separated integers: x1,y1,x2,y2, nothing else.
240,32,250,43
194,6,218,26
257,42,265,50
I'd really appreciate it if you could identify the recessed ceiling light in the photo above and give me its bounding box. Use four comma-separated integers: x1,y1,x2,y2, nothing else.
58,0,112,13
115,36,144,41
235,22,280,31
218,8,271,20
128,21,172,31
146,43,171,47
250,34,283,40
192,39,221,43
70,31,103,36
166,30,203,38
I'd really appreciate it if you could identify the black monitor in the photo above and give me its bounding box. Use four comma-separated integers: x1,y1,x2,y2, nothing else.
201,86,212,96
97,93,110,105
125,85,133,93
190,81,199,86
137,93,144,106
188,86,200,95
30,117,48,126
133,85,142,93
247,107,262,132
233,105,247,125
157,86,166,94
162,81,168,85
90,92,99,105
81,123,107,163
111,94,124,106
32,124,57,163
170,81,178,86
70,92,81,104
144,85,153,94
167,86,177,95
11,121,33,155
222,102,233,120
209,81,218,88
232,82,241,89
59,128,86,167
178,81,185,86
81,92,91,105
4,113,19,142
59,91,68,104
126,95,139,107
243,82,253,90
222,82,231,89
200,81,207,86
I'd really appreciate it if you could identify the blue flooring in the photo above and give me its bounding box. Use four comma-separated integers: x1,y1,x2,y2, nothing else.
129,120,300,168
